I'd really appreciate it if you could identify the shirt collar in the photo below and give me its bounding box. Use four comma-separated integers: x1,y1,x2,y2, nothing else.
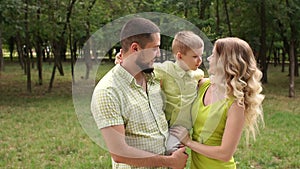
174,61,193,78
115,64,136,85
116,64,153,87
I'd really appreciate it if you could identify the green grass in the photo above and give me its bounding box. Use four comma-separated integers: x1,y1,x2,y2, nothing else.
0,61,113,168
234,65,300,169
0,62,299,168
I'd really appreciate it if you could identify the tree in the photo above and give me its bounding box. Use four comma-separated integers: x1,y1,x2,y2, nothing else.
286,0,298,97
24,0,32,92
223,0,232,36
0,0,7,72
82,0,96,80
48,0,77,92
0,5,3,72
35,0,43,85
0,28,3,72
259,0,268,83
1,0,299,95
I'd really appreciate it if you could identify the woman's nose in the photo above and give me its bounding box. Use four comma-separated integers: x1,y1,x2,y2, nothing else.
207,56,212,62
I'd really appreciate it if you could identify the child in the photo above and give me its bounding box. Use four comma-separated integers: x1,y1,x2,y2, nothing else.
154,31,204,155
115,31,205,155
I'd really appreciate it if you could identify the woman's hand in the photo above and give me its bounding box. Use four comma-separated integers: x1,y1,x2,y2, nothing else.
170,126,191,145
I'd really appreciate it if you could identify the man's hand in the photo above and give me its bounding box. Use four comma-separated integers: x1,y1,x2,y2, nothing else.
169,147,188,169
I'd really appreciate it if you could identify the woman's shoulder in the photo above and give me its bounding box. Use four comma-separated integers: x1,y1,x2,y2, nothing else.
198,78,210,88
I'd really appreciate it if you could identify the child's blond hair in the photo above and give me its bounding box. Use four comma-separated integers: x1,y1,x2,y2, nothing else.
172,31,204,56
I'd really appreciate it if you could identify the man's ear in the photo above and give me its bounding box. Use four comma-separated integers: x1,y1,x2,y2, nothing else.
130,42,139,52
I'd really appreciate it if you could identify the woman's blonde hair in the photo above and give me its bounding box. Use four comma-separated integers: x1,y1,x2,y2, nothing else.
212,37,264,143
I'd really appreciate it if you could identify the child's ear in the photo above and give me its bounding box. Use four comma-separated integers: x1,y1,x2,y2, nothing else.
176,52,182,60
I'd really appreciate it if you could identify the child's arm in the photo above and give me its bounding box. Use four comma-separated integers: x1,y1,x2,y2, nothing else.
114,50,122,64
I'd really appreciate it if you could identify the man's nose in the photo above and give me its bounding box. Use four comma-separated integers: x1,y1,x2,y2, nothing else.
156,48,161,58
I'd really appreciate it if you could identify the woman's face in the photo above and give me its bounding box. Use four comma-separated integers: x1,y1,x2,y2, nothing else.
207,52,217,75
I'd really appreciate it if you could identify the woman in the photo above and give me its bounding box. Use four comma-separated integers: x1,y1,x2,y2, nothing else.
171,37,264,169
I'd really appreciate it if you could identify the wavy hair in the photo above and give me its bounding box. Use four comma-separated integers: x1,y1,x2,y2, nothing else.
212,37,264,143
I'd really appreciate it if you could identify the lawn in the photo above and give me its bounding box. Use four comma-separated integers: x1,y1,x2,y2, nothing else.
0,61,299,169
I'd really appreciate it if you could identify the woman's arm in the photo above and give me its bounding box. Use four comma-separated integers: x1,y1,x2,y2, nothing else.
171,101,245,162
101,125,188,168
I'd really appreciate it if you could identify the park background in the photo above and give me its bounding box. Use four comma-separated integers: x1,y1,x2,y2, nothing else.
0,0,299,168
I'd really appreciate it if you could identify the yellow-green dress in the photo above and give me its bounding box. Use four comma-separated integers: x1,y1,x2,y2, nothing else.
190,80,236,169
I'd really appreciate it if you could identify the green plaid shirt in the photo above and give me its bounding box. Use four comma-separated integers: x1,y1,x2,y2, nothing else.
91,64,168,169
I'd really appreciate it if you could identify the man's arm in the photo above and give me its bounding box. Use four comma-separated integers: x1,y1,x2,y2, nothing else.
101,125,188,169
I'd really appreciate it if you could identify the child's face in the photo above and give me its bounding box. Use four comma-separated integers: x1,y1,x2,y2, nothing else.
179,48,203,71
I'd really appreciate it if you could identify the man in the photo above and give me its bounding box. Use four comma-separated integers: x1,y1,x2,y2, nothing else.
91,17,188,169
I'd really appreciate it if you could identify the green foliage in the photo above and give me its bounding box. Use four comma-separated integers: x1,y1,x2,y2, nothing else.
0,0,300,60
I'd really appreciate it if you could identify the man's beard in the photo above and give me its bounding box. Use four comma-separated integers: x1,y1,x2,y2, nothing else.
142,68,154,74
135,56,154,74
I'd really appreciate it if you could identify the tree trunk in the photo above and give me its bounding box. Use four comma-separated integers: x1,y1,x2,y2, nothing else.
16,33,25,69
36,43,43,85
36,2,43,85
199,0,208,20
57,40,65,76
0,27,4,72
30,48,34,69
281,47,286,72
25,0,31,93
286,0,296,97
83,0,96,79
9,37,14,62
259,0,268,83
48,41,60,92
184,0,189,18
288,39,295,97
223,0,232,36
51,40,64,77
294,43,298,77
216,0,220,36
69,24,75,84
48,0,76,92
84,40,92,80
267,37,274,66
48,65,56,92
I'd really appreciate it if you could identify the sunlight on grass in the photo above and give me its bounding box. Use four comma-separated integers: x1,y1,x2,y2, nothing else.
0,62,299,168
0,62,112,168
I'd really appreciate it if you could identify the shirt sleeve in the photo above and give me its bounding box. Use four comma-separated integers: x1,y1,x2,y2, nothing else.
91,87,124,129
153,63,165,81
192,68,205,81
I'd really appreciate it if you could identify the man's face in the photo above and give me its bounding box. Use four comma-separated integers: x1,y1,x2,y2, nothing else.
135,33,161,73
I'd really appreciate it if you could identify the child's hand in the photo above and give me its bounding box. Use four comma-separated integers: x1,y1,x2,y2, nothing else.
192,68,204,81
114,50,122,64
170,126,190,145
